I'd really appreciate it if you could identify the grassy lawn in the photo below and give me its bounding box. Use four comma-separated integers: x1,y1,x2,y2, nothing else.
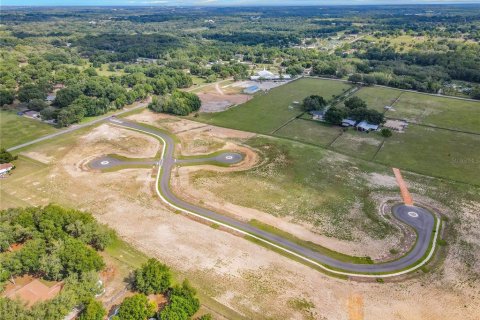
274,119,342,147
195,78,352,134
331,129,384,160
352,86,402,112
0,110,57,149
388,93,480,133
375,125,480,185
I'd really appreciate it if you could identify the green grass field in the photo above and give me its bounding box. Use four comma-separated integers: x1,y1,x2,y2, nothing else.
331,130,384,160
274,119,342,146
0,110,57,149
390,93,480,133
196,78,352,134
352,86,402,112
375,125,480,185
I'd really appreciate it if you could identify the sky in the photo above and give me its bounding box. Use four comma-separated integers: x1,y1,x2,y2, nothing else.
2,0,480,6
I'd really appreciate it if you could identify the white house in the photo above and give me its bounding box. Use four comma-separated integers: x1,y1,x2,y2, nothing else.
0,163,14,175
250,68,291,80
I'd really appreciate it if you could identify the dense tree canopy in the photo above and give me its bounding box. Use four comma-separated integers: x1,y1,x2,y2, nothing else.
302,95,327,112
133,258,171,295
148,91,201,116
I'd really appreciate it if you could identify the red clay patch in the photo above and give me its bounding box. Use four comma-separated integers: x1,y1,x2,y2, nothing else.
3,276,62,307
392,168,414,205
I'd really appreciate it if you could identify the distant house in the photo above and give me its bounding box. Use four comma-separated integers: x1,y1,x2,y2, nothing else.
24,110,41,119
0,163,14,175
250,68,291,81
46,94,56,103
310,110,326,121
341,119,356,127
356,121,379,132
243,85,260,94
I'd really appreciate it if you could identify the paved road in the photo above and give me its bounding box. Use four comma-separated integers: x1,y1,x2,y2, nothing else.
6,99,151,152
89,152,243,170
103,118,439,277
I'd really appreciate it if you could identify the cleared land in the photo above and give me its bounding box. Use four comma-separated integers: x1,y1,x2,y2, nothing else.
0,110,57,149
196,78,352,134
1,111,479,319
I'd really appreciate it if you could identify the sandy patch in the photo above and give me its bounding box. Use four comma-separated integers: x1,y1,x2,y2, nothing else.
198,92,252,113
20,151,54,164
365,172,398,188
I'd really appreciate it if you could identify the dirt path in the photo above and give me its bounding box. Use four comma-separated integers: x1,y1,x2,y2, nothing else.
348,293,364,320
393,168,414,205
215,83,225,96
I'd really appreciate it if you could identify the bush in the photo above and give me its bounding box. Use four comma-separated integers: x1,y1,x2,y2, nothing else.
380,128,393,137
133,259,171,295
0,149,17,164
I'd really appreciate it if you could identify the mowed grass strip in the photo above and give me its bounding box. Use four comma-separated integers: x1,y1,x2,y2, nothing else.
375,125,480,185
0,110,57,149
274,119,342,147
388,92,480,133
196,78,352,134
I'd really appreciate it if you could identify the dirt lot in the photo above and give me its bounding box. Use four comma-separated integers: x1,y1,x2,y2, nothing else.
1,116,479,320
192,81,252,112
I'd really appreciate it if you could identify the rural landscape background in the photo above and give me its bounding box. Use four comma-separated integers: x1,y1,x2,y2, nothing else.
0,3,479,320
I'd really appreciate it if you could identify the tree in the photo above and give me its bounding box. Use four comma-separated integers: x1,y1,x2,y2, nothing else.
149,91,201,116
133,259,171,295
196,314,213,320
0,89,15,107
302,95,327,112
27,99,48,111
380,128,393,137
286,65,304,76
18,84,47,103
364,109,384,125
159,280,200,320
348,73,363,84
344,96,367,110
79,299,106,320
116,294,155,320
324,107,347,125
58,238,105,276
55,86,83,108
57,104,85,127
0,149,17,164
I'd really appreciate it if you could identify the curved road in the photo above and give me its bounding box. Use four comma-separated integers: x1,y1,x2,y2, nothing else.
102,118,440,278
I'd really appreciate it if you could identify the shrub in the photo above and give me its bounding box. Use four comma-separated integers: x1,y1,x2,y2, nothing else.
380,128,393,137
